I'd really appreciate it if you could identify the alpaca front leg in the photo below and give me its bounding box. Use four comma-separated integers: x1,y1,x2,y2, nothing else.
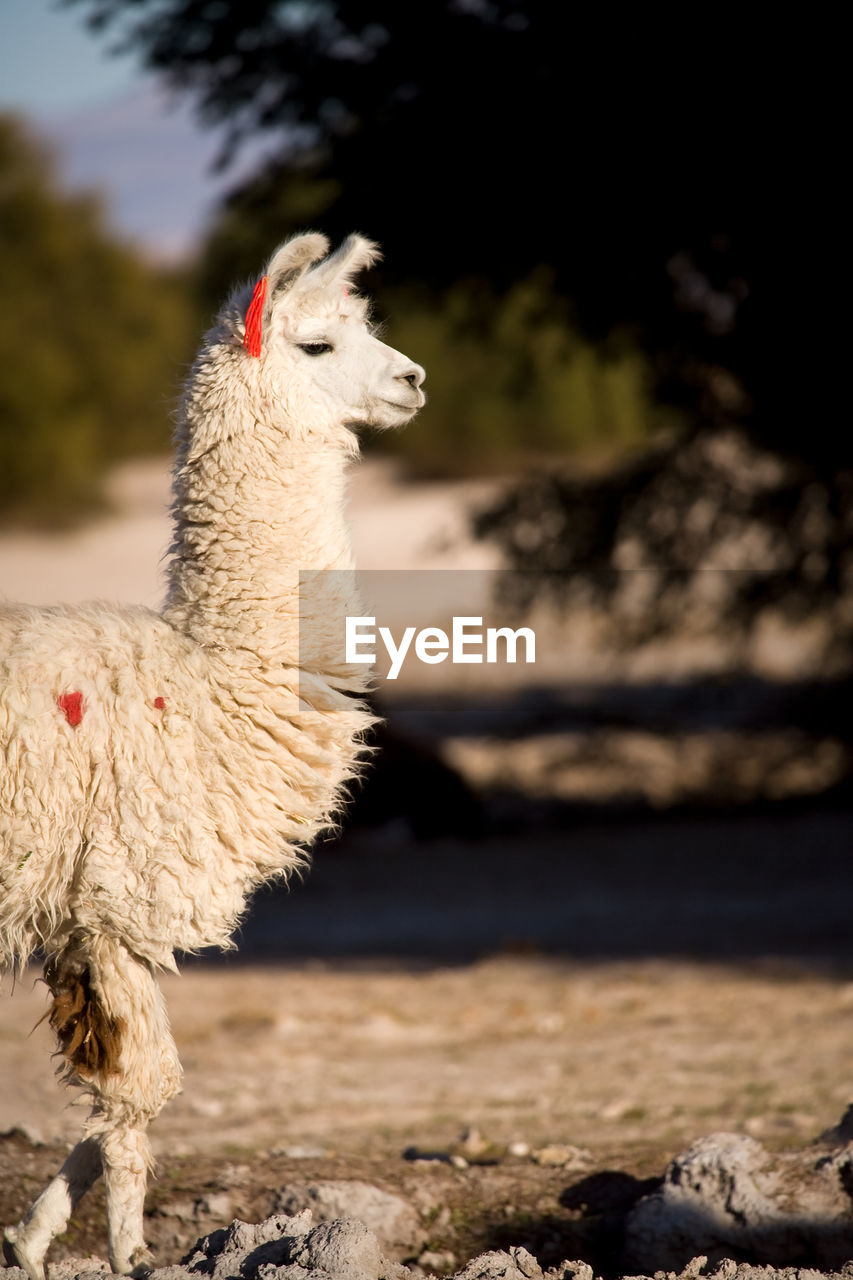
101,1125,153,1276
3,1138,102,1280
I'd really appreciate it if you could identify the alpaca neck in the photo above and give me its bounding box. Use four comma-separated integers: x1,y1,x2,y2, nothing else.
163,427,361,676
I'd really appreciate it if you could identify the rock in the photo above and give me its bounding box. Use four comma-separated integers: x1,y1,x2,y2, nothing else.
623,1130,853,1273
459,1129,489,1157
156,1193,233,1226
272,1182,424,1258
174,1211,400,1280
507,1249,543,1280
160,1200,203,1225
531,1145,592,1169
199,1194,234,1221
219,1165,252,1188
598,1100,636,1122
453,1247,543,1280
543,1266,593,1280
285,1220,385,1280
178,1213,314,1280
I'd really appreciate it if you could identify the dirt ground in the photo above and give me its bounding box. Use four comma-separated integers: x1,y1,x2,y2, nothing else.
3,947,853,1272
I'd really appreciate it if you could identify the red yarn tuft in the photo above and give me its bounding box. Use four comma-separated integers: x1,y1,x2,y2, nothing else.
57,691,84,728
243,276,268,357
154,696,166,710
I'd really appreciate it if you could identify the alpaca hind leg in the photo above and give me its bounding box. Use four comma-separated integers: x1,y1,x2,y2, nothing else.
84,936,182,1275
3,1138,102,1280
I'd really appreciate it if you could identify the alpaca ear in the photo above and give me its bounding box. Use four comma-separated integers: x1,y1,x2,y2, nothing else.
263,232,330,318
308,234,381,290
242,233,330,356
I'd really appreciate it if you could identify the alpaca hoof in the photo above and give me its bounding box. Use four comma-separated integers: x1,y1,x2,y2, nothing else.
2,1228,47,1280
110,1244,153,1277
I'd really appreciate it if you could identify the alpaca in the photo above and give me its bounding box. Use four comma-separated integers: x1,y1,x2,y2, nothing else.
0,232,425,1279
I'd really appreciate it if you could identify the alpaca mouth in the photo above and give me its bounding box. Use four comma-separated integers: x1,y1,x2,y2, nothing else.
382,393,425,413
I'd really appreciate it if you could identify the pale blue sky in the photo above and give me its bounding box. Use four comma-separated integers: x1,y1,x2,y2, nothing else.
0,0,278,259
0,0,143,114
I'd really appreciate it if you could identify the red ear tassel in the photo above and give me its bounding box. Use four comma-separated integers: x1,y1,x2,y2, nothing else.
243,275,268,357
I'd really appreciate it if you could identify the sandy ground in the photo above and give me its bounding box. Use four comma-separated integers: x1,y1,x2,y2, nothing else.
3,955,853,1161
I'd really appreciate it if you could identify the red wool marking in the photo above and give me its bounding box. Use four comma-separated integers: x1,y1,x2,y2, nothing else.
242,275,268,357
57,691,84,728
154,696,166,710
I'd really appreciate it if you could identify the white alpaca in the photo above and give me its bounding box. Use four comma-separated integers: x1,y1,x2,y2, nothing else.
0,232,425,1279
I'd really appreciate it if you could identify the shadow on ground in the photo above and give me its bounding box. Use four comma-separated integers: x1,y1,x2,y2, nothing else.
228,801,853,965
193,673,851,967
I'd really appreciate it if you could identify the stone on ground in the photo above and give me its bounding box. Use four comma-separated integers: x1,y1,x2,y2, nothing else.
272,1182,424,1258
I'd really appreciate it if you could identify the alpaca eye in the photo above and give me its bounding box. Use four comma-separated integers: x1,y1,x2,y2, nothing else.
298,341,334,356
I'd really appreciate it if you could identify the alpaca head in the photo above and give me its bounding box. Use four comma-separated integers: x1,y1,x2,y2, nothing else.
229,232,426,438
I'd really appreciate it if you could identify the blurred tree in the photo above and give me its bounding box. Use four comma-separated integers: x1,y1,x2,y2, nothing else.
372,274,677,473
0,115,194,524
68,1,810,461
475,428,853,668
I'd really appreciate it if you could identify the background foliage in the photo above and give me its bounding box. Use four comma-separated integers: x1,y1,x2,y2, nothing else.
0,115,194,524
71,0,799,459
1,4,831,531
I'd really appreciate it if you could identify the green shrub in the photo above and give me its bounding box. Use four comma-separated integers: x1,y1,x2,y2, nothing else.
0,115,195,525
375,272,679,475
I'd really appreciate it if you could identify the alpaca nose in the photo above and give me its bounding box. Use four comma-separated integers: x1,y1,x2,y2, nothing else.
398,363,425,390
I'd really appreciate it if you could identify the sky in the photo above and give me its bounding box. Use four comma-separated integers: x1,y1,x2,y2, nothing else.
0,0,275,260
